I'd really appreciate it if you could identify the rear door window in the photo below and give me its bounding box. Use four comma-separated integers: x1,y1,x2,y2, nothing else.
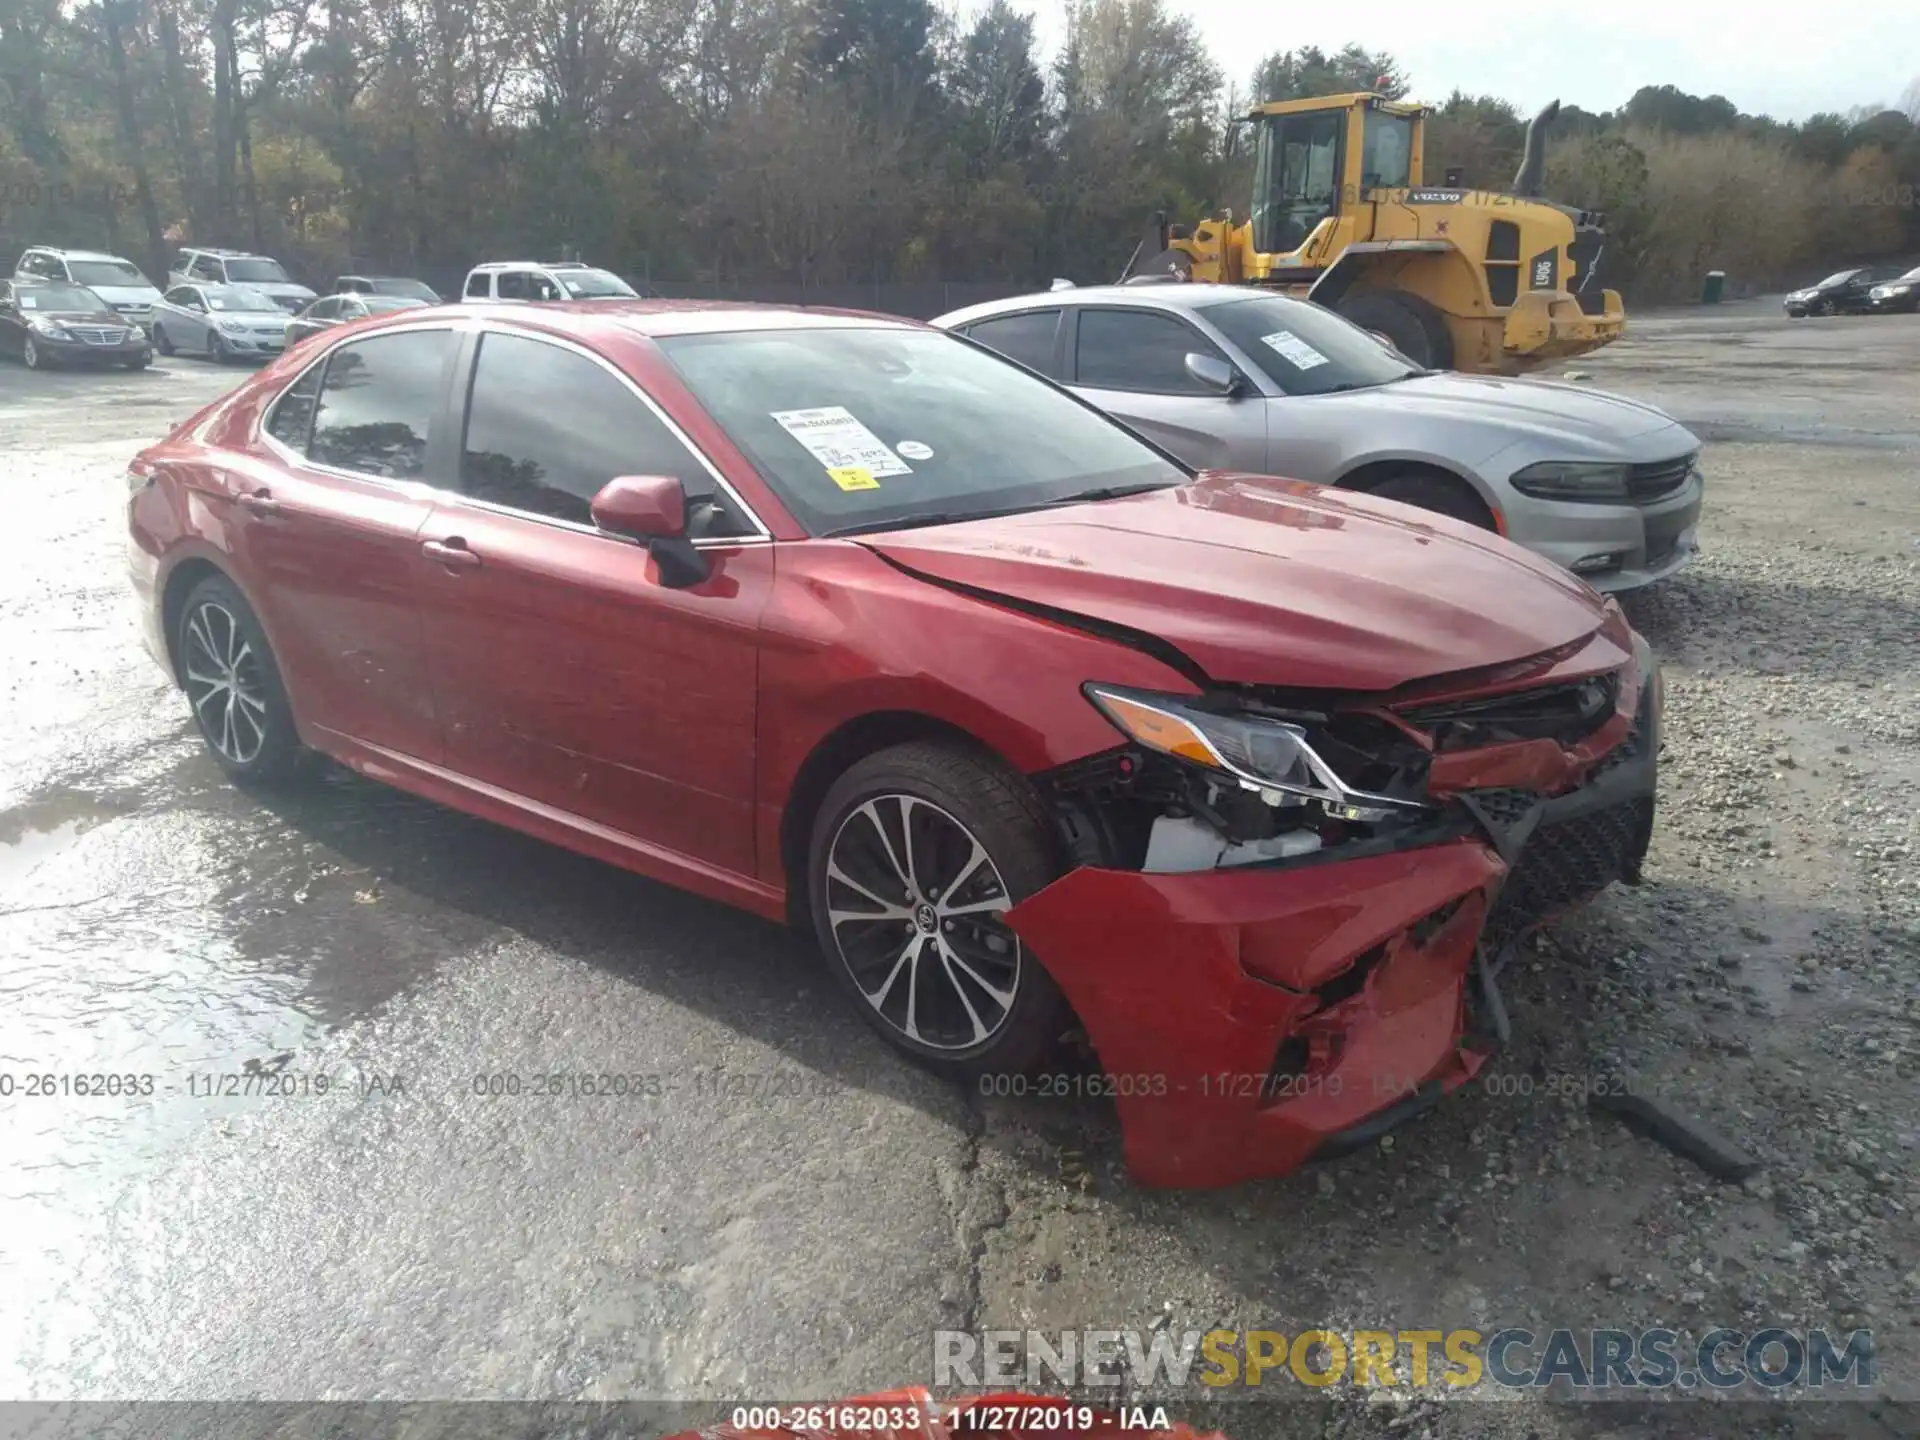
308,329,458,480
464,271,491,299
964,311,1061,376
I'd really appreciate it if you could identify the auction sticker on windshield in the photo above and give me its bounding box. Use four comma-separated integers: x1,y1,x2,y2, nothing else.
772,407,914,478
1260,331,1330,371
828,466,880,492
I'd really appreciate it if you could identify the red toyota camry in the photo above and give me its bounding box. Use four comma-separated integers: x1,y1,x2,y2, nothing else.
126,300,1660,1188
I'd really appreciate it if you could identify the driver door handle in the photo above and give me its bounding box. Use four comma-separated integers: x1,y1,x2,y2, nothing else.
238,490,280,515
422,538,481,572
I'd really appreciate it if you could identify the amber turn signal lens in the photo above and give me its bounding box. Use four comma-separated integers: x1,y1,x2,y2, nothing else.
1090,691,1222,768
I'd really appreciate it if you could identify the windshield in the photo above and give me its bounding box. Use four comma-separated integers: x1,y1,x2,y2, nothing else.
68,259,151,288
16,284,111,313
556,268,637,298
208,287,283,312
658,326,1186,536
1895,268,1920,283
1361,111,1414,190
364,296,428,313
370,278,440,301
1202,293,1420,395
224,257,293,284
1814,270,1859,288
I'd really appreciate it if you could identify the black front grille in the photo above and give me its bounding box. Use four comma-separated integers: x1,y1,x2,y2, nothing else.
1399,672,1620,751
1480,796,1653,954
1628,454,1696,503
1471,787,1542,826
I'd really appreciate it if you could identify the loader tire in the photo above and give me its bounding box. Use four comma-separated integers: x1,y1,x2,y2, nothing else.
1337,290,1455,370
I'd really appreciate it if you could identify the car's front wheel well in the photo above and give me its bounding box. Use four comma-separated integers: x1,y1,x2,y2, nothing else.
1336,460,1498,531
159,558,229,686
780,712,1029,930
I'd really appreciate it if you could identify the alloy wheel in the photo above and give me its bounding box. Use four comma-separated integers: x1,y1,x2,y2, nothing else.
824,794,1022,1052
23,338,40,369
182,600,270,764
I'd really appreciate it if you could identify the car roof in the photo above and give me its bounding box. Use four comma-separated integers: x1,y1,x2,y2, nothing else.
27,247,133,262
374,298,925,338
181,247,257,258
933,282,1281,327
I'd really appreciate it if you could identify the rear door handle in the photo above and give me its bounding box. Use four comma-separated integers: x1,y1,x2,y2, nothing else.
422,538,481,571
238,490,280,515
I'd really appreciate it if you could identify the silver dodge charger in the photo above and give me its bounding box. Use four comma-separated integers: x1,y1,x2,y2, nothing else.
933,284,1702,592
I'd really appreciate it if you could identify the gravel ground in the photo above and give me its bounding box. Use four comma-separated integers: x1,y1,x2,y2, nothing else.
955,306,1920,1439
1,306,1915,1439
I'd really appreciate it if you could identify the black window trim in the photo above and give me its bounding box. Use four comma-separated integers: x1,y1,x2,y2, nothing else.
1064,304,1241,396
445,324,771,546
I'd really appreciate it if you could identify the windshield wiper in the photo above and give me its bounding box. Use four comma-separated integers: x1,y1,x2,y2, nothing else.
823,507,1031,539
1045,481,1177,506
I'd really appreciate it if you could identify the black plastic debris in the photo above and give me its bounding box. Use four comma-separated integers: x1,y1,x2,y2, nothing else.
1589,1086,1763,1183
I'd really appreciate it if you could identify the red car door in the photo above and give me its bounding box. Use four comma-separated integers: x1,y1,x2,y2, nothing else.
235,324,463,762
411,327,774,877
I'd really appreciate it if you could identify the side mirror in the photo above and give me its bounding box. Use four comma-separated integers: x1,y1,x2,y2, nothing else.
589,474,709,588
1184,352,1241,396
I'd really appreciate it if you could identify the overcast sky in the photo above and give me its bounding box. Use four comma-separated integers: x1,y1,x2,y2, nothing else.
1019,0,1919,123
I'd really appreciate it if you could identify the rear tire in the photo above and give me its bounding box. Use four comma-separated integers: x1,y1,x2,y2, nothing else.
175,573,305,785
1337,289,1455,369
1354,466,1496,530
807,741,1072,1080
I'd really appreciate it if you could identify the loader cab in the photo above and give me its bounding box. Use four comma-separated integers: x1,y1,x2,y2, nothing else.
1246,94,1426,258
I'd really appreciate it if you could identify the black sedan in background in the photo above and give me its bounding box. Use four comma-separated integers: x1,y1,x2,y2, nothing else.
332,274,441,303
1868,266,1920,313
1784,266,1903,316
286,292,428,345
0,279,153,369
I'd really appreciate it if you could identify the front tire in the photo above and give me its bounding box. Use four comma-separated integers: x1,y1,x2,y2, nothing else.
176,573,304,784
1337,289,1455,369
1356,466,1497,529
153,324,175,356
208,330,229,363
807,741,1071,1079
23,337,46,370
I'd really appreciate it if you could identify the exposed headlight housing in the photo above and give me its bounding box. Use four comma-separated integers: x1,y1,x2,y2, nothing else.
1084,685,1429,820
1509,460,1631,502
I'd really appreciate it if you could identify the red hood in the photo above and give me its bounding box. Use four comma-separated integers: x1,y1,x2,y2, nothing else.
859,473,1610,691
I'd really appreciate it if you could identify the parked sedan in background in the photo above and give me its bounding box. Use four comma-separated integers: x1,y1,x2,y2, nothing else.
287,292,429,345
0,279,153,369
151,283,293,362
1783,267,1901,316
128,299,1659,1188
333,274,442,303
935,285,1702,593
1867,266,1920,313
13,246,166,332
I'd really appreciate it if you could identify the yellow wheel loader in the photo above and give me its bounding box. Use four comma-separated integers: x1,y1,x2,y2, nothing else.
1123,93,1626,374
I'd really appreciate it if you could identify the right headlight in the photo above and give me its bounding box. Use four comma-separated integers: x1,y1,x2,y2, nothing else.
1084,684,1428,819
1509,461,1632,503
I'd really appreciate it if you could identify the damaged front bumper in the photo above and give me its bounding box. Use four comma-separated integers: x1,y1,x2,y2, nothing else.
1002,656,1661,1190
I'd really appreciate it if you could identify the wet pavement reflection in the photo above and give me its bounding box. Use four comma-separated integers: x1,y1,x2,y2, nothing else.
0,365,975,1400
